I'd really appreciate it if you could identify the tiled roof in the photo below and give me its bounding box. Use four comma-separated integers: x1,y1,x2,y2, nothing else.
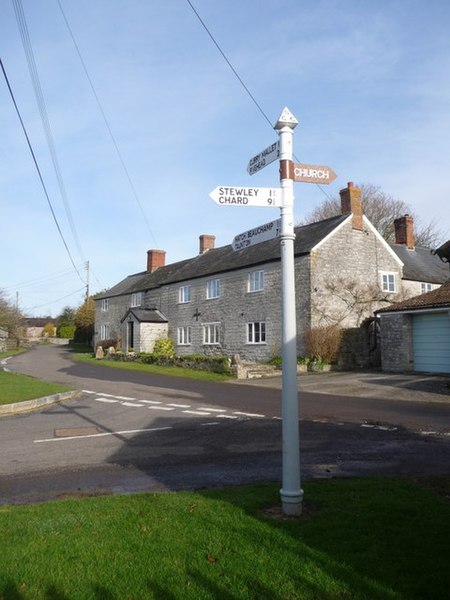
390,245,449,284
97,214,349,300
120,308,168,323
376,279,450,313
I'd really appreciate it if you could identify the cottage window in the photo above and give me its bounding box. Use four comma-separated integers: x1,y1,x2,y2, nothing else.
202,322,220,345
421,283,432,293
380,272,397,293
177,326,192,345
248,270,264,292
179,285,191,303
206,279,220,299
100,324,110,340
131,292,142,307
101,299,110,312
247,321,266,344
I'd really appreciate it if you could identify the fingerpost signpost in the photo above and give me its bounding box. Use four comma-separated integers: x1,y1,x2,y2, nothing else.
209,107,336,515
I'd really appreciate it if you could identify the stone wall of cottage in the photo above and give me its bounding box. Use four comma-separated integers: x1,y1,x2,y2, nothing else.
401,279,441,298
139,322,168,352
144,256,310,361
310,219,402,329
94,294,133,348
379,313,413,372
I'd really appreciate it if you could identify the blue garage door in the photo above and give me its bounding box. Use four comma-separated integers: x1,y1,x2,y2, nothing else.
412,312,450,374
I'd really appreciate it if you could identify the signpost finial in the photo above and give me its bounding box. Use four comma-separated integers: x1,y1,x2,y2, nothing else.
274,107,298,130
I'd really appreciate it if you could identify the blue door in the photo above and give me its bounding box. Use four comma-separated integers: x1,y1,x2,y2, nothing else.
412,312,450,374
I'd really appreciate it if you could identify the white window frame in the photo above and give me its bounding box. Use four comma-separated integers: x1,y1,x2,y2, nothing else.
248,270,264,292
179,285,191,304
177,326,192,345
421,282,432,293
101,298,110,312
131,292,142,307
202,322,220,345
100,324,110,339
206,279,220,299
380,272,397,293
247,321,266,344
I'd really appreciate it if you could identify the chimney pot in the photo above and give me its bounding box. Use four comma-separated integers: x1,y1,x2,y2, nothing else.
340,182,363,231
199,234,215,254
394,215,415,249
147,249,166,273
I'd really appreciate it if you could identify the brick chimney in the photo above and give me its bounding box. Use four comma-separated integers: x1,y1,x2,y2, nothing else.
340,182,363,231
147,249,166,273
199,234,215,254
394,215,415,249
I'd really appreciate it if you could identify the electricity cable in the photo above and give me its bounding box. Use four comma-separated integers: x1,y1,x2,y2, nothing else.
0,57,84,283
185,0,334,201
56,0,159,248
11,0,86,261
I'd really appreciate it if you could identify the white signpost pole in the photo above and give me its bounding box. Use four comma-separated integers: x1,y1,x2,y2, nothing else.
274,107,303,516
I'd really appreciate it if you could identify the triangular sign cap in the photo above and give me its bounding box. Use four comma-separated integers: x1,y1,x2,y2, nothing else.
274,107,298,129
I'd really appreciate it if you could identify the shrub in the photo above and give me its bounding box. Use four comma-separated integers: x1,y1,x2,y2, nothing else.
152,337,175,358
42,323,56,338
57,323,76,339
304,325,342,363
95,338,117,351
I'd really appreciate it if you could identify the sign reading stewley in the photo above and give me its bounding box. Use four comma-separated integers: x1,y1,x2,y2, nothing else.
293,163,337,185
209,186,281,207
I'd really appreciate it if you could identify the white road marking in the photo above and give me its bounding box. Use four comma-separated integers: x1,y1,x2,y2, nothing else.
34,426,172,443
217,414,238,420
198,407,226,413
202,422,220,426
122,402,145,407
148,406,175,411
183,410,211,416
233,411,265,418
95,397,119,404
140,400,162,405
167,403,191,408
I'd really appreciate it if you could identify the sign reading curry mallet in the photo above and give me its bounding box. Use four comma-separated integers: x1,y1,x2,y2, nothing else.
232,218,281,251
247,141,280,175
293,163,337,185
209,186,282,207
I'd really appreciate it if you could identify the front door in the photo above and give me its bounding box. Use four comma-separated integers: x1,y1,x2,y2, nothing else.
127,321,134,352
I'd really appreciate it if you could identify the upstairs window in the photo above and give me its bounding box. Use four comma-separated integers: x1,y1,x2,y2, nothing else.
131,292,142,307
206,279,220,299
421,283,432,293
381,272,397,293
179,285,191,303
248,270,264,292
101,298,110,312
100,324,110,339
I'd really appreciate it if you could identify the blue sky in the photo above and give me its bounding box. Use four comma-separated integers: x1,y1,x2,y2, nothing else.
1,0,449,317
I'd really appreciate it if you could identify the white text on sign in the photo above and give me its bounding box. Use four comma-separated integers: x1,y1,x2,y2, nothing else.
292,163,337,185
209,186,282,207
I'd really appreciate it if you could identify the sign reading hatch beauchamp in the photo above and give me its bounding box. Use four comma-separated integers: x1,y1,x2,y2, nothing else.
293,163,337,185
232,218,281,251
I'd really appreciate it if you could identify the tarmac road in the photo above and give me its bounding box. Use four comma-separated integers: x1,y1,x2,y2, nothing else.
1,345,449,504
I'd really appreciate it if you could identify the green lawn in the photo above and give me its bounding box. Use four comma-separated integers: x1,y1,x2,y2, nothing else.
0,370,71,404
0,477,448,599
73,352,233,382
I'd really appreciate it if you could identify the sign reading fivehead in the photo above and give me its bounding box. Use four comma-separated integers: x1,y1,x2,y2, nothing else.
209,186,282,207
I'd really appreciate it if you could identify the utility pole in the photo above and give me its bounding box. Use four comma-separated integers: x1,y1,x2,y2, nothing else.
85,261,90,300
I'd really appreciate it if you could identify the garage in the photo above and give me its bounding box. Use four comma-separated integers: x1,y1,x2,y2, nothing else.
412,312,450,374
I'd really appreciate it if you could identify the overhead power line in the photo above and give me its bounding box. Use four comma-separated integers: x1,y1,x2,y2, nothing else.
185,0,334,201
12,0,86,261
0,57,84,283
56,0,159,248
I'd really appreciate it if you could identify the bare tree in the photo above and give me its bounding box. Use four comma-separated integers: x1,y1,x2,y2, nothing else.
300,183,443,247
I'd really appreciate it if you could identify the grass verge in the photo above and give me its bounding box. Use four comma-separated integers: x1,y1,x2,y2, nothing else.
0,371,71,405
73,352,233,382
0,349,27,360
0,477,449,599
